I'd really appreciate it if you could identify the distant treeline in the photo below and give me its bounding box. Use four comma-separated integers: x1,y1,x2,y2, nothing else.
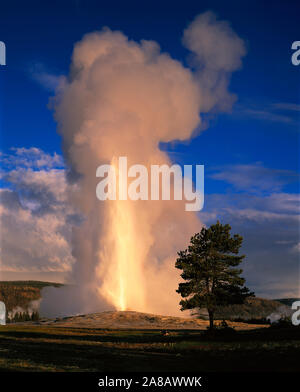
0,280,63,288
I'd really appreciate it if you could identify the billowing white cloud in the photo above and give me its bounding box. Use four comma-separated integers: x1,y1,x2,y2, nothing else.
0,148,77,281
182,11,246,113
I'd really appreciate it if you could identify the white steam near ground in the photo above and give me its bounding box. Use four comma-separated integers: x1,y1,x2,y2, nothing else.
39,11,247,318
266,306,294,324
7,299,41,320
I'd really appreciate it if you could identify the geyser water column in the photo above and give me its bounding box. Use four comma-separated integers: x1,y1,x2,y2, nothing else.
50,12,245,316
96,158,147,311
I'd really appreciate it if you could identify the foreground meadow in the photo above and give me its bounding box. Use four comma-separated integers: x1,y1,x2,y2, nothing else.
0,324,299,372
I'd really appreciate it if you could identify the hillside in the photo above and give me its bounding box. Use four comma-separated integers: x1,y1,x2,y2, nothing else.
36,310,268,330
0,281,62,312
214,297,292,321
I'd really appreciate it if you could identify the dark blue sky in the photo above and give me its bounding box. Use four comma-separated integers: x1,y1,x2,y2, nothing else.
0,1,299,296
1,1,299,192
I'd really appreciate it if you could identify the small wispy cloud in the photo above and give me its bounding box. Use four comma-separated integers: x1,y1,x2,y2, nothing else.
235,101,300,125
209,163,299,194
28,63,65,92
272,103,300,112
240,108,294,124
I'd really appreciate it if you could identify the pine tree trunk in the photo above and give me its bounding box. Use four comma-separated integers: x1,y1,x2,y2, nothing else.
208,310,214,330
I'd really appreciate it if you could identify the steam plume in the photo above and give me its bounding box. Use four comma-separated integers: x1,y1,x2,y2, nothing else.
40,12,245,317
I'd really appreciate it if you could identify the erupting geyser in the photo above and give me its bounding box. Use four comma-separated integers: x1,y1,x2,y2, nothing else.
40,12,245,317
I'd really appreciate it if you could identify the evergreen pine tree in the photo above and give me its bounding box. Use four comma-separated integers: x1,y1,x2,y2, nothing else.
176,221,254,329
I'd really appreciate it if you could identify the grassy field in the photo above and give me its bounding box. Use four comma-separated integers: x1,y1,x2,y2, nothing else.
0,324,299,372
